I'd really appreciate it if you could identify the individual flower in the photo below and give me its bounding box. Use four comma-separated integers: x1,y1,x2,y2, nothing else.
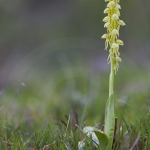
103,16,110,22
111,14,119,20
111,29,119,36
112,43,119,49
116,39,124,45
107,1,115,8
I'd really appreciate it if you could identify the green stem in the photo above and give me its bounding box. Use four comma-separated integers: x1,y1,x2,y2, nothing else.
109,53,114,97
109,34,115,96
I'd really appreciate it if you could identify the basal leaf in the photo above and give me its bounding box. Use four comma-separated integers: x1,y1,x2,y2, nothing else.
104,93,115,149
93,130,109,150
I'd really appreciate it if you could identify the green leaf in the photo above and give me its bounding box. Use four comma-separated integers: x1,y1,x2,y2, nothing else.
104,93,115,150
83,126,109,149
93,130,109,150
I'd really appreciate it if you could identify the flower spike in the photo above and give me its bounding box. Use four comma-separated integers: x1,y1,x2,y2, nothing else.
102,0,125,73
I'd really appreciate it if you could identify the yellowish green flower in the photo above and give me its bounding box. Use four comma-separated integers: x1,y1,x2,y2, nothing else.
102,0,125,73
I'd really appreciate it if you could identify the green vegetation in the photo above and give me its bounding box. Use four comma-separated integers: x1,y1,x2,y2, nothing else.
0,0,150,150
0,65,150,149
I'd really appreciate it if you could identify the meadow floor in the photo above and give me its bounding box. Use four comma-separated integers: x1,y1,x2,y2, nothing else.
0,64,150,149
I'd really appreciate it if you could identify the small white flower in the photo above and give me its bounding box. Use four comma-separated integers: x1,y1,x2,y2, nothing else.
115,57,122,62
101,34,109,39
112,43,119,49
104,8,109,14
111,14,119,20
118,20,126,26
103,16,110,22
116,39,124,45
107,1,115,8
111,29,119,35
104,22,111,28
116,4,121,9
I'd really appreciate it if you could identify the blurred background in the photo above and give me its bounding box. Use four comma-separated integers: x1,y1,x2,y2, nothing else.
0,0,150,130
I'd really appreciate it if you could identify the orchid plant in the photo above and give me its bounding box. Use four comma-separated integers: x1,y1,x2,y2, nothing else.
78,0,125,150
